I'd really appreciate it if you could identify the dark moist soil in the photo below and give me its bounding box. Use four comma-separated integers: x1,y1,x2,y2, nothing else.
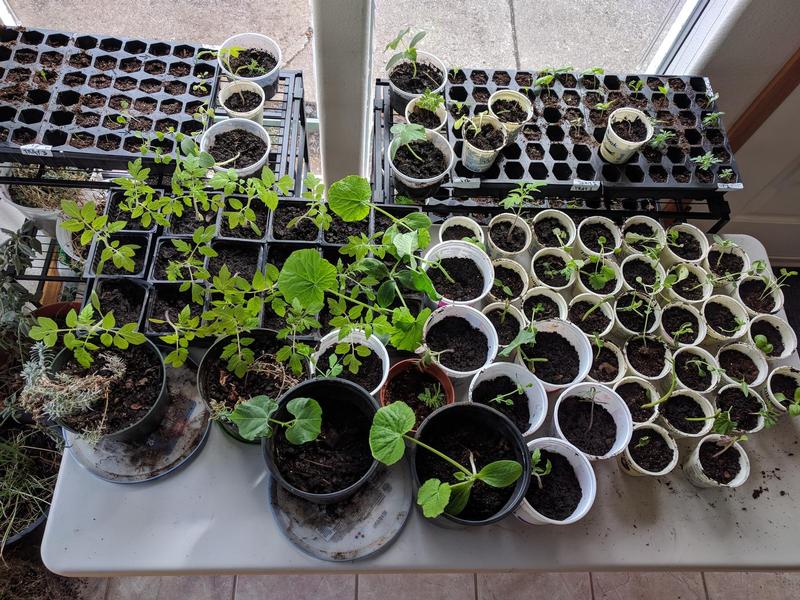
580,222,614,253
208,245,259,279
208,129,268,170
491,98,527,123
523,294,561,321
750,320,784,357
60,345,161,435
168,208,216,235
491,265,524,300
465,123,504,151
389,61,444,95
623,259,655,292
616,294,657,333
626,337,666,377
717,387,761,431
698,441,741,484
661,393,705,434
154,244,194,280
557,395,616,456
489,220,527,253
708,250,744,278
426,316,488,372
383,367,443,428
521,332,579,385
616,382,655,423
324,214,369,245
704,301,739,336
408,106,441,129
534,217,569,247
228,47,277,77
472,375,530,432
579,266,616,294
224,89,262,112
628,429,674,473
273,395,372,494
623,222,658,252
718,349,759,384
675,351,712,391
148,288,202,334
97,282,143,325
663,305,699,344
534,254,568,287
524,450,581,520
319,346,383,392
428,257,484,302
220,204,268,240
441,224,476,241
590,346,619,383
415,410,517,521
569,300,610,336
393,140,446,178
611,117,647,142
271,204,320,241
739,279,776,314
668,231,702,260
770,373,800,408
672,271,704,301
486,308,521,346
94,239,144,275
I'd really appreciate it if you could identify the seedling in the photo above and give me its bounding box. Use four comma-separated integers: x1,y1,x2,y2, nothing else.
690,151,723,171
773,387,800,417
581,67,604,76
753,334,774,355
581,296,612,323
390,123,428,161
649,129,676,150
286,172,331,231
493,277,516,299
670,321,695,342
580,386,600,432
634,435,651,449
163,225,217,303
686,357,725,381
760,268,797,302
582,255,617,292
628,79,644,93
657,84,669,96
686,408,737,436
702,111,724,127
718,316,748,335
530,448,552,489
369,401,523,518
595,100,616,112
228,395,322,443
758,404,781,429
535,65,573,89
719,168,735,182
489,381,532,406
385,28,428,80
416,88,444,114
418,383,445,410
642,359,677,409
499,323,548,373
499,181,545,245
711,434,747,459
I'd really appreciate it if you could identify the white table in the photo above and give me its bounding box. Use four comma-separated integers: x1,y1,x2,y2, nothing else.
41,234,800,575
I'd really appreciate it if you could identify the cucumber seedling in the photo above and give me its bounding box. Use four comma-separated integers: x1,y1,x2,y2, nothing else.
228,395,322,443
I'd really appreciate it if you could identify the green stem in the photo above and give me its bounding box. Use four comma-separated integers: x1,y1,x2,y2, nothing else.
403,433,472,476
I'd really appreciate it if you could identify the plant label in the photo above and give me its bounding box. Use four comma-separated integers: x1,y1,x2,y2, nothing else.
20,143,53,157
570,179,600,192
451,177,481,189
716,182,743,191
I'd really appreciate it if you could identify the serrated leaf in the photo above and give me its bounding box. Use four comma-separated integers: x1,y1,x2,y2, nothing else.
285,397,322,445
328,175,372,222
277,249,337,307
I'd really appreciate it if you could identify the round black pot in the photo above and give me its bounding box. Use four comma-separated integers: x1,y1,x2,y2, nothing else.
52,337,168,443
411,402,531,527
197,328,280,443
262,377,380,504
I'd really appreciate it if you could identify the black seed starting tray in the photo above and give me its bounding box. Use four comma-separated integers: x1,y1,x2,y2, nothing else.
0,26,216,168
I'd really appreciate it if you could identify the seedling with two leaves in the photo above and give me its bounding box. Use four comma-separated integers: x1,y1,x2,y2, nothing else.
530,448,552,489
228,394,322,443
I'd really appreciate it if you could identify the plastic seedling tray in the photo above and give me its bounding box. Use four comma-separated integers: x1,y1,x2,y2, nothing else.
104,188,161,235
147,234,209,284
207,239,266,281
214,196,271,243
144,282,206,338
84,231,153,279
83,277,150,330
267,198,323,245
0,26,216,168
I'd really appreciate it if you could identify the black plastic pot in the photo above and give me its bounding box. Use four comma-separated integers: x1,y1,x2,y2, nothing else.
86,277,150,330
84,232,153,279
147,234,209,284
104,188,160,234
51,336,168,442
215,196,271,243
144,281,207,339
262,377,380,504
267,199,323,244
411,402,530,527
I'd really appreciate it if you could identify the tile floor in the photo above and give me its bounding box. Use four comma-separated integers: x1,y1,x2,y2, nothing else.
81,571,800,599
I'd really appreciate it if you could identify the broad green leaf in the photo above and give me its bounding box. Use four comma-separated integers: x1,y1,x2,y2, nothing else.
476,460,523,488
389,307,431,352
228,395,279,441
376,280,397,307
445,480,473,516
328,175,372,222
285,397,322,445
369,401,415,465
277,249,337,307
393,230,419,258
417,478,451,518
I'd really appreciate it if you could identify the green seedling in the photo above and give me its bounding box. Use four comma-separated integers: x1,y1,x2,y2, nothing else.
691,151,723,171
369,401,523,518
686,408,737,436
702,111,724,127
634,435,651,449
657,84,669,96
711,434,748,458
385,28,427,79
718,168,735,182
416,89,444,114
418,383,445,410
670,321,694,342
581,67,604,76
595,100,616,112
773,387,800,417
286,172,331,231
500,181,545,245
228,395,322,443
649,129,676,150
530,448,552,489
490,382,532,406
628,79,644,93
390,123,428,161
753,334,774,355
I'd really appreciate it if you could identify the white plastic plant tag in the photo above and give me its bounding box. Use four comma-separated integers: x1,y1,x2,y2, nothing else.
450,177,480,189
716,182,743,191
570,179,600,192
20,144,53,157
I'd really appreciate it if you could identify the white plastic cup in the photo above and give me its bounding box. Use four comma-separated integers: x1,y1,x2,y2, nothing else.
520,286,568,320
488,89,533,142
701,295,749,344
620,215,666,256
684,434,751,489
572,257,623,297
586,340,626,387
600,107,654,164
613,376,660,425
612,292,661,339
514,437,597,525
487,213,533,259
765,366,800,413
703,241,751,289
659,389,715,439
387,50,447,114
575,216,621,258
553,383,634,461
661,223,709,267
468,361,548,438
568,292,615,339
658,301,706,348
716,383,766,434
437,215,484,245
716,342,769,388
530,247,576,294
311,329,390,397
736,275,785,318
218,33,282,98
664,263,712,306
673,346,720,395
747,314,797,362
623,336,673,382
422,240,494,307
482,302,526,358
218,80,265,122
404,96,447,132
618,423,679,477
461,113,507,173
200,117,271,177
488,258,529,303
387,128,454,198
532,209,576,249
422,304,499,380
620,253,666,293
514,319,592,393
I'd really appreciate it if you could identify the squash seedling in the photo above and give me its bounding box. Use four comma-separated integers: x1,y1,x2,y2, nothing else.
390,122,428,161
774,387,800,417
385,28,427,79
369,401,522,518
753,334,774,355
228,395,322,443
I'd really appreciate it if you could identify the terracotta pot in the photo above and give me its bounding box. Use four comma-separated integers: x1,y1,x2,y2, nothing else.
379,358,455,408
31,301,82,319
